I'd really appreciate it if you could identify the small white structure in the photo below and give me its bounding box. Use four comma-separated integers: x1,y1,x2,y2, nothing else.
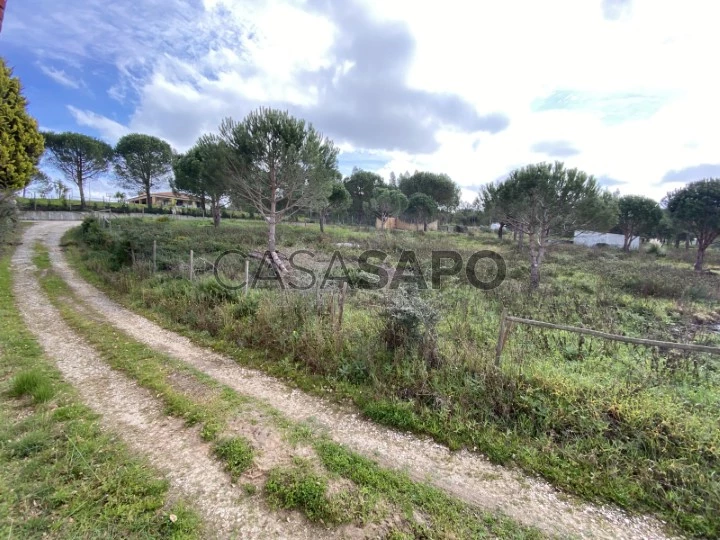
574,230,639,250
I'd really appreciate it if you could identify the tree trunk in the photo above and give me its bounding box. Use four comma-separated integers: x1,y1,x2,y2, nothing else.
498,222,504,239
528,230,546,290
268,199,277,253
694,245,706,272
423,221,427,232
319,212,325,233
517,230,524,249
685,237,690,250
145,181,153,209
212,198,221,228
674,235,680,249
78,175,86,210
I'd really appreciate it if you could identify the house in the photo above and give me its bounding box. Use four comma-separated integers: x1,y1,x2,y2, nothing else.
127,192,204,208
375,217,439,231
574,230,639,250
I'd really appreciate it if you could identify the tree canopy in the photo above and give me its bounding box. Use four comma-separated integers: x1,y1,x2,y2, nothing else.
370,187,408,229
114,133,173,209
314,182,351,233
666,178,720,271
405,192,438,231
0,59,44,191
218,107,338,266
42,131,113,209
483,161,615,288
173,136,230,227
399,171,460,210
617,195,662,251
344,169,385,224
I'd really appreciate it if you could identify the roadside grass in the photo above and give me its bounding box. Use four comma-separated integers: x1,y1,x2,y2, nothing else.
64,218,720,537
36,250,256,480
0,240,201,538
36,242,543,539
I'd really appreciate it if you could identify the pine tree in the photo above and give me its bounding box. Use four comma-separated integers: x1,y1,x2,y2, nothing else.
0,58,44,191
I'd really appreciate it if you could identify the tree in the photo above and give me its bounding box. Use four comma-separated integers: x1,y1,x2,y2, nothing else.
617,195,662,251
315,181,351,233
399,171,460,211
42,132,113,209
405,192,437,231
114,133,173,210
369,187,408,230
23,169,51,198
172,136,230,228
218,108,338,271
114,191,126,204
1,58,44,192
485,161,615,289
665,179,720,271
344,169,385,224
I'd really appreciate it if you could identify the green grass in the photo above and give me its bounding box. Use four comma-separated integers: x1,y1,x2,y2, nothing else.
213,437,255,480
36,241,543,538
36,262,257,482
64,217,720,537
0,236,202,538
9,370,56,403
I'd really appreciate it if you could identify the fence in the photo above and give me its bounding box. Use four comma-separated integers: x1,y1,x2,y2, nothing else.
495,309,720,366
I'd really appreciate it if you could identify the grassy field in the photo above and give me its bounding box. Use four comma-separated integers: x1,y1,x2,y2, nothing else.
35,241,541,539
0,230,201,538
65,216,720,537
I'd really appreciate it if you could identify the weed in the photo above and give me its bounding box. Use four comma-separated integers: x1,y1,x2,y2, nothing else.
213,437,254,480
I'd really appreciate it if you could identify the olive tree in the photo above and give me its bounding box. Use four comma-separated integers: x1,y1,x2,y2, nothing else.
665,179,720,271
218,108,338,271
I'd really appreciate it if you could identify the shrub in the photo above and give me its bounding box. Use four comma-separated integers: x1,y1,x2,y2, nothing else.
646,239,666,257
381,292,441,368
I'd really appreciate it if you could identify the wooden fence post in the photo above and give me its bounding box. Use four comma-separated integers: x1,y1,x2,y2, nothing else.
244,259,249,296
495,308,508,366
189,250,194,281
153,239,157,274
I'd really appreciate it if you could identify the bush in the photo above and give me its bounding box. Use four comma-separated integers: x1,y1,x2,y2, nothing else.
381,292,441,368
646,239,666,257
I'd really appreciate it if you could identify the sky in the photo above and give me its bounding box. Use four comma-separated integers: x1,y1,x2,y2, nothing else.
3,0,720,203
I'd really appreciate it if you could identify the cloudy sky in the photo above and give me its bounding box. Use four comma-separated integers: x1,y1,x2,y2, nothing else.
3,0,719,202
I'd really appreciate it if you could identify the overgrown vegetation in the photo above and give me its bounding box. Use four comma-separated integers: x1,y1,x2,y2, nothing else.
36,243,540,538
0,238,201,538
67,217,720,537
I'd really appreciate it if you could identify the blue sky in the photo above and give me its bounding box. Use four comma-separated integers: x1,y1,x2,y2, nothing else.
3,0,719,203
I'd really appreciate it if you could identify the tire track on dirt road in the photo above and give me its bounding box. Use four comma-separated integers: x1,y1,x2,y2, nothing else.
12,222,334,540
38,220,677,539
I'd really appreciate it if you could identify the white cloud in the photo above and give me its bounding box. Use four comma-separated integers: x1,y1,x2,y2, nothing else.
67,106,130,143
39,65,83,89
10,0,720,203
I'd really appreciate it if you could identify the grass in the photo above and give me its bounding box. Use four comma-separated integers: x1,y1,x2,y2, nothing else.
9,370,55,403
64,217,720,537
36,255,257,481
35,241,543,539
0,233,201,538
